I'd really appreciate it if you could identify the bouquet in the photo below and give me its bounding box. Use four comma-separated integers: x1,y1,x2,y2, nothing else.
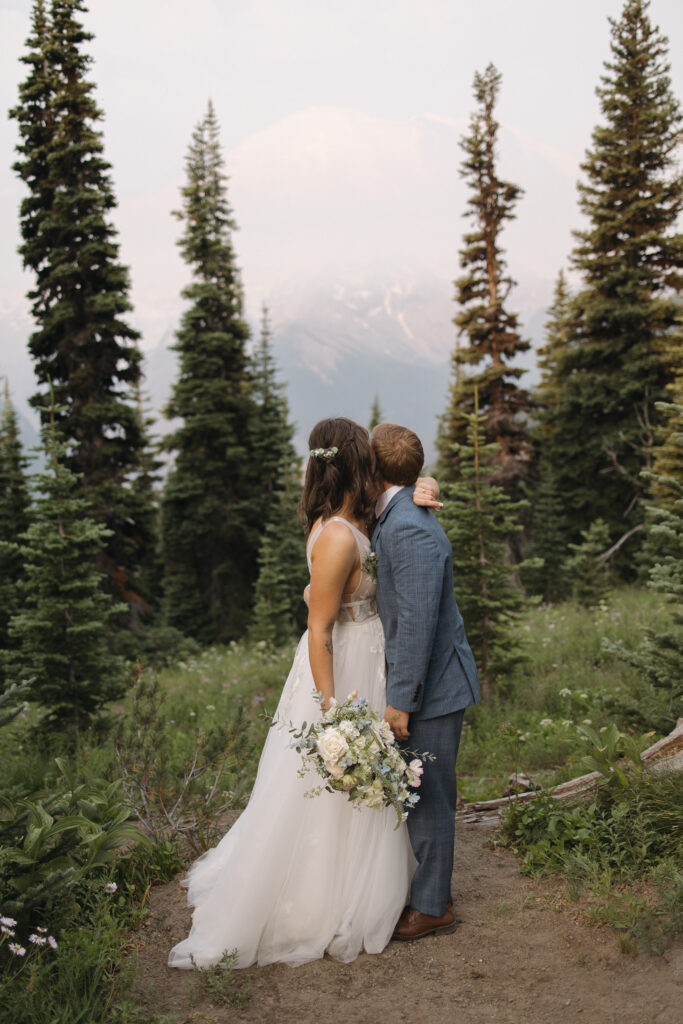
290,691,428,828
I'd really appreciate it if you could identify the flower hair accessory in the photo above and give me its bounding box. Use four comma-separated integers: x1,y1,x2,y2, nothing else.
310,446,339,461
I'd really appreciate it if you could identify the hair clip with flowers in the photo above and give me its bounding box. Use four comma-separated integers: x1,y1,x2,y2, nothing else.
310,446,339,461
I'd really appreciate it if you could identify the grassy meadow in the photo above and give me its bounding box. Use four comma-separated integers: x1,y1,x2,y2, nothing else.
1,586,681,1021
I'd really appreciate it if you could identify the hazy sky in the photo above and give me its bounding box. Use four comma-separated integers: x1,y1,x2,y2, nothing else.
1,0,682,349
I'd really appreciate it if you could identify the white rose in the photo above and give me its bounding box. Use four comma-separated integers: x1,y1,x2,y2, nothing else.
339,720,359,739
316,728,349,764
325,761,345,778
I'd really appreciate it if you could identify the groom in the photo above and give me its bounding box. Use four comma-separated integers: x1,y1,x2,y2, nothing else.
371,422,480,940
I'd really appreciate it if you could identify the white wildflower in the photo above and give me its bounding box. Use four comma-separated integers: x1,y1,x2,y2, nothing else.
47,936,58,950
580,693,588,700
105,882,118,894
583,718,592,725
562,720,573,728
36,926,47,933
29,933,47,946
559,688,572,698
205,704,215,711
0,916,17,928
9,943,26,956
539,718,553,727
1,926,15,937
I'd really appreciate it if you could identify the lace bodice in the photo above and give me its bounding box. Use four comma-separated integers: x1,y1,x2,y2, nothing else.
306,517,377,622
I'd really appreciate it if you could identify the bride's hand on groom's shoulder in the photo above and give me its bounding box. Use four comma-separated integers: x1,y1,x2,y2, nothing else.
413,477,443,511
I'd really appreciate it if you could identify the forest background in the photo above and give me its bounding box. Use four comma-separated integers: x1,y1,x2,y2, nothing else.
0,2,681,1022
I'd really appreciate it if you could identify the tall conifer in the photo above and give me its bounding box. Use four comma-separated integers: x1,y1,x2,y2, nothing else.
439,64,531,491
161,102,254,642
551,0,683,550
439,389,540,698
5,402,127,730
0,382,31,685
248,305,307,640
10,0,154,608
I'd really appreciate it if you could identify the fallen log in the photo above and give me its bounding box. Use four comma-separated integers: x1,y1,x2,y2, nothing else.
465,717,683,813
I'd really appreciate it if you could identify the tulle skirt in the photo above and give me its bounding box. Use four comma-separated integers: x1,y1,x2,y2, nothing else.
168,615,416,969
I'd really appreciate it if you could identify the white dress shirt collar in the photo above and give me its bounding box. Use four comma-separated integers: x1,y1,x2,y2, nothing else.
375,484,405,518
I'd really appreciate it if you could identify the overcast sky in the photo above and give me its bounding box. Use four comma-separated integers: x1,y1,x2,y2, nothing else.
1,0,682,350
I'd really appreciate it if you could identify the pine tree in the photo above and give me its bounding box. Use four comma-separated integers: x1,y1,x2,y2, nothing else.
439,389,540,698
526,272,573,600
0,381,32,686
161,102,255,643
439,64,531,492
248,305,307,641
552,0,683,551
10,0,155,609
4,400,127,730
563,519,612,606
604,402,682,722
249,533,293,646
368,395,383,432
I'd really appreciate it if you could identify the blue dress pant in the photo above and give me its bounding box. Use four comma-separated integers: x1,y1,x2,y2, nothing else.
402,709,465,917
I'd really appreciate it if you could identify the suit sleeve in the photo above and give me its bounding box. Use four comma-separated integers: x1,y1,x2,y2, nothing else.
382,519,445,713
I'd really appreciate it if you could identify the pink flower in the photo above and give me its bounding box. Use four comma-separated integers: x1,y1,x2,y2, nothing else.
409,758,424,777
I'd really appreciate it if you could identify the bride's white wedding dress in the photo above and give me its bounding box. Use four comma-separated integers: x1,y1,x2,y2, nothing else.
168,517,416,969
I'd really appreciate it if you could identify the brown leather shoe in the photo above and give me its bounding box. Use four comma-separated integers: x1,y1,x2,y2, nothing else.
392,902,456,941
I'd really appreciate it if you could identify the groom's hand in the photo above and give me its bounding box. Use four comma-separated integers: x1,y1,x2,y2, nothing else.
384,705,410,742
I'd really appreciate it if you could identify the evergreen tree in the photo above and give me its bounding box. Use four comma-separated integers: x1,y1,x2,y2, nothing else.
551,0,683,550
439,64,531,491
248,305,307,640
604,402,682,723
161,102,255,642
650,305,683,508
563,519,612,606
4,402,127,730
368,394,383,432
526,272,573,600
0,381,32,686
249,533,293,646
247,305,299,535
10,0,155,608
439,389,540,698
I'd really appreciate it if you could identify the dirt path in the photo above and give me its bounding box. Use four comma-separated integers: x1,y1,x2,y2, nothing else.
130,820,682,1024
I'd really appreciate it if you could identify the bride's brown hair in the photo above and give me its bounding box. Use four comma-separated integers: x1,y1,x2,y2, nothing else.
300,418,379,534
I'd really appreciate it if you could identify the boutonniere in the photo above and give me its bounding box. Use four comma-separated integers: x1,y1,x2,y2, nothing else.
362,551,378,581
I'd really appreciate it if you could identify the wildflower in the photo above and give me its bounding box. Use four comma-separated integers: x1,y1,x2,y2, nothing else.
539,718,553,727
1,926,15,937
599,726,608,733
105,882,118,894
582,718,592,725
29,933,47,946
9,943,26,956
36,927,47,933
0,916,17,928
189,711,196,717
580,693,588,700
47,936,58,950
205,704,215,711
562,720,573,728
559,688,572,698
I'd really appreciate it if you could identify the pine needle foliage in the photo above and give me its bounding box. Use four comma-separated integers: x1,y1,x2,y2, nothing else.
161,101,255,643
368,395,383,432
549,0,683,550
440,63,531,492
439,389,540,698
605,402,683,718
5,403,127,731
9,0,154,605
0,382,32,685
563,519,613,607
248,306,307,642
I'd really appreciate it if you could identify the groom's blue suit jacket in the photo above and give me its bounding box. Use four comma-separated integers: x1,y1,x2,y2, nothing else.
372,486,480,720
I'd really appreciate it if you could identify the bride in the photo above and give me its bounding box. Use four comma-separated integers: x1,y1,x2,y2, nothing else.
168,417,438,970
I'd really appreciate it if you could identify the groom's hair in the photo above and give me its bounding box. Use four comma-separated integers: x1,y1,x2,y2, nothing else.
371,423,424,486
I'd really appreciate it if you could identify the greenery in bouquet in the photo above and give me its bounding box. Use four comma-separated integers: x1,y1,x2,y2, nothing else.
289,691,430,827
